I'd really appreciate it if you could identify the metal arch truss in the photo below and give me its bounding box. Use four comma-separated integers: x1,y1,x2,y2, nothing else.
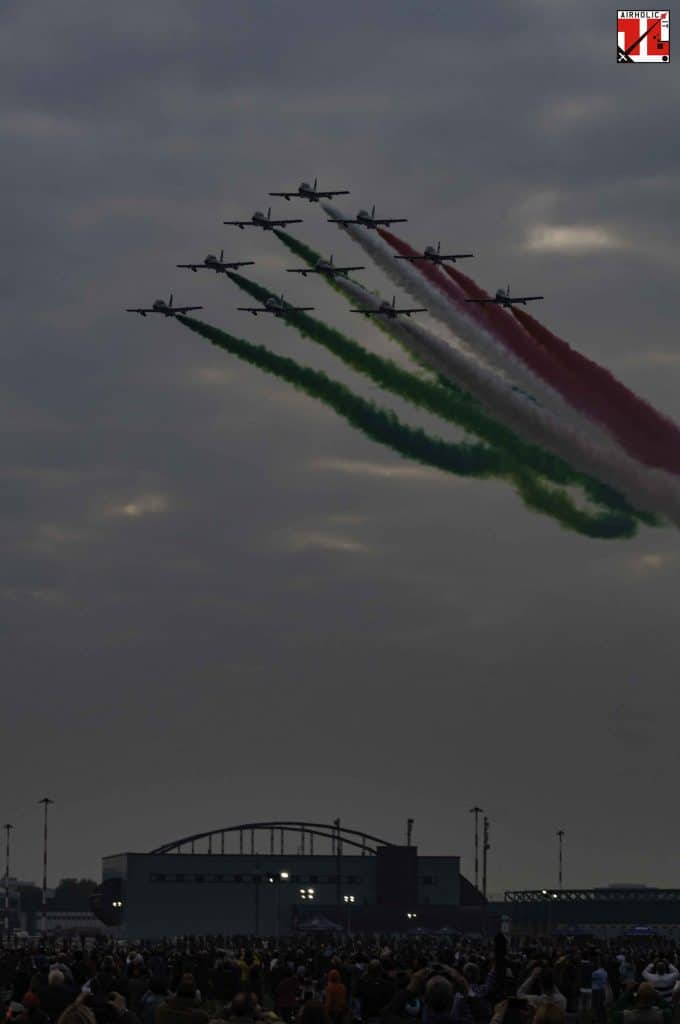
149,821,394,856
505,889,680,903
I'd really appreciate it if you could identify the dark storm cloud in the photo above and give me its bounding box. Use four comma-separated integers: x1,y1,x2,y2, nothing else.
2,0,680,893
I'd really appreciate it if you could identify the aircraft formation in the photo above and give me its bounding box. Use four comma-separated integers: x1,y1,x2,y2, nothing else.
125,178,544,321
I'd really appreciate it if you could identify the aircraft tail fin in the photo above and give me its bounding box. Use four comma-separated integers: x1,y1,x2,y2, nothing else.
313,177,318,191
267,206,272,220
169,293,173,308
437,241,441,254
220,249,224,262
371,203,376,218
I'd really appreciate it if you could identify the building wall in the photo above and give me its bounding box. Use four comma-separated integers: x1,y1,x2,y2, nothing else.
102,849,461,939
417,856,460,906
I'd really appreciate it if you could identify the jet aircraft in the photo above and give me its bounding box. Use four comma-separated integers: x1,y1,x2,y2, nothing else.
327,204,407,230
465,285,544,308
269,177,350,203
394,241,474,265
237,294,315,318
177,250,255,274
223,207,303,230
349,295,426,319
286,254,365,279
125,293,202,318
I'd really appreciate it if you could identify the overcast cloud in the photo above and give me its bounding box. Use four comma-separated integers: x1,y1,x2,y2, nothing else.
2,0,679,896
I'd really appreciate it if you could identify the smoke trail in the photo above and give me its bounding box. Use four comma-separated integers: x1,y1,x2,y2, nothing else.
379,225,680,476
511,304,680,469
265,243,654,524
308,260,680,523
177,314,638,539
319,205,680,523
320,203,611,440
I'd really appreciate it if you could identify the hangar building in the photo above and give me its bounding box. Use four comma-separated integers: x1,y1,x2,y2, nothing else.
93,820,487,938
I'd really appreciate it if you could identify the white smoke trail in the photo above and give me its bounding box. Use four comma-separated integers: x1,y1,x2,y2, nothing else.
322,202,618,447
328,272,680,526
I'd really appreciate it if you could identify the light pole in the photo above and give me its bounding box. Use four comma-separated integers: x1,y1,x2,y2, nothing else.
557,830,565,890
38,798,54,935
469,807,483,891
344,894,355,935
3,824,13,939
482,816,490,899
269,870,289,942
541,889,558,936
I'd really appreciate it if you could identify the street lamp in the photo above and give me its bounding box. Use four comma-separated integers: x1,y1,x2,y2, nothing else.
541,890,558,935
299,888,315,900
407,912,417,921
344,894,355,935
3,824,13,940
268,871,289,941
38,798,54,935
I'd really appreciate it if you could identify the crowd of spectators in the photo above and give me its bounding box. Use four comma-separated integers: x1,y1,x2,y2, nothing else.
2,934,680,1024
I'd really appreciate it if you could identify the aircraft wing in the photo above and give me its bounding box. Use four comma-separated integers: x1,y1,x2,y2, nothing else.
442,253,474,261
374,217,408,225
176,263,203,271
237,307,266,315
268,192,297,200
223,220,255,229
349,308,375,315
513,295,544,304
397,308,427,315
126,308,152,315
287,306,315,313
464,297,498,304
174,306,203,314
285,268,310,275
317,189,350,198
224,260,256,269
327,217,359,225
333,265,365,273
270,218,303,227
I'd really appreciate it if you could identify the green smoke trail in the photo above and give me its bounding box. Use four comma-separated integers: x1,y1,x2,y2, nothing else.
275,231,457,383
227,264,654,527
177,314,638,539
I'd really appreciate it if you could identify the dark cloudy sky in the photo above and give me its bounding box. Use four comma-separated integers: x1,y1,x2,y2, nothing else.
2,0,679,898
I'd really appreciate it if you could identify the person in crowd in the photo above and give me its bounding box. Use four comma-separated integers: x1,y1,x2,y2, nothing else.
274,968,298,1023
516,968,566,1013
55,1004,98,1024
13,992,50,1024
139,978,169,1024
296,1003,329,1024
532,1005,565,1024
622,982,667,1024
156,976,209,1024
642,962,679,1004
222,992,259,1024
126,962,150,1015
590,957,609,1024
39,971,75,1023
356,960,395,1020
323,969,347,1024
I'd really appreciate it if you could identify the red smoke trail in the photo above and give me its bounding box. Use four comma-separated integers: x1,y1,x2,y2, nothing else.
378,227,680,475
512,305,680,464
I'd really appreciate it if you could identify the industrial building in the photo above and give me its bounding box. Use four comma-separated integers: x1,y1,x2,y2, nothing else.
491,886,680,938
93,820,487,938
